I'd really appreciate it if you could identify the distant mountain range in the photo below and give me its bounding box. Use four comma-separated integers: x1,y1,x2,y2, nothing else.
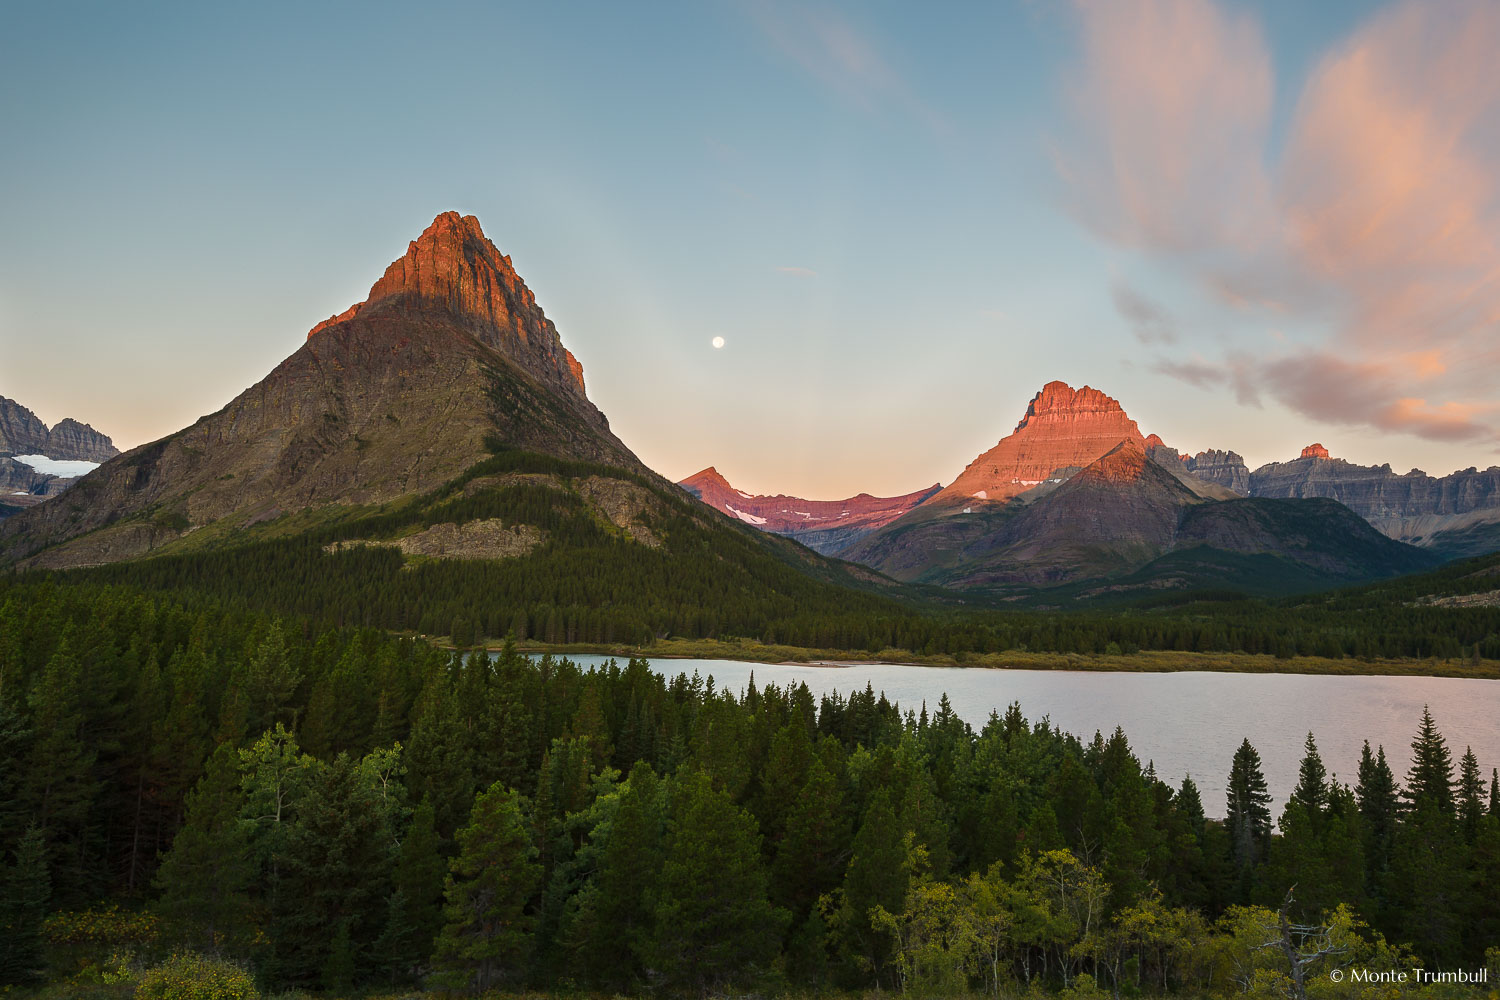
0,395,119,516
682,381,1456,597
678,467,938,555
1,213,1482,606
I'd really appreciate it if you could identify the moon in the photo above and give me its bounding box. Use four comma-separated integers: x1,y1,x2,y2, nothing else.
711,336,725,349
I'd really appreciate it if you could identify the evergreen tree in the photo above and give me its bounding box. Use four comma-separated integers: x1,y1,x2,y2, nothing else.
836,787,910,985
1457,746,1485,842
1225,738,1271,875
579,762,664,988
23,635,99,901
771,757,847,917
434,781,541,993
380,796,445,982
1177,775,1206,839
650,771,786,992
153,745,253,955
1405,706,1455,813
0,826,49,987
1291,731,1328,818
1355,741,1399,902
266,751,397,987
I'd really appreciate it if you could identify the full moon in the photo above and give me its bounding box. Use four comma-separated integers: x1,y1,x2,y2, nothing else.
711,336,725,349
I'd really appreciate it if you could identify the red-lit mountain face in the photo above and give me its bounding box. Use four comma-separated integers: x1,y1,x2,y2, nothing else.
0,212,645,568
678,467,939,555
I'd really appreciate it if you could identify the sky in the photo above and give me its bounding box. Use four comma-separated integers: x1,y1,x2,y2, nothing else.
3,0,1498,499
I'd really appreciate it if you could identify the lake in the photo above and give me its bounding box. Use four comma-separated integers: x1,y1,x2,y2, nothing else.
523,654,1500,820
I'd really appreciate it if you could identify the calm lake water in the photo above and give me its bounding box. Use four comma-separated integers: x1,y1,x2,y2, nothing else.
524,654,1500,820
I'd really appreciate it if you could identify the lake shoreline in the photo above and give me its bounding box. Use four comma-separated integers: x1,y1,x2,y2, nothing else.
457,638,1500,680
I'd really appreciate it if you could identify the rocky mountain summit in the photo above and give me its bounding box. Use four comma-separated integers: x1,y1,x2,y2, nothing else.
0,212,643,567
837,384,1433,595
1185,450,1251,495
936,381,1146,504
678,467,939,555
308,211,595,422
0,395,119,462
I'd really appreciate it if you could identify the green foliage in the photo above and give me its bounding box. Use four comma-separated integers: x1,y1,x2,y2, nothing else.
0,825,50,986
648,771,787,992
0,578,1496,995
153,746,252,955
433,781,541,993
134,952,259,1000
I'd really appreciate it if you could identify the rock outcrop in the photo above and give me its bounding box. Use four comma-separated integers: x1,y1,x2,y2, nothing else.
44,418,119,462
1248,449,1500,559
307,211,596,421
936,381,1147,504
679,467,940,555
1185,450,1250,495
0,396,119,462
0,397,50,455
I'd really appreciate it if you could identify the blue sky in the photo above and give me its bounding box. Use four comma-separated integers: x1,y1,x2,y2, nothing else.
3,0,1497,498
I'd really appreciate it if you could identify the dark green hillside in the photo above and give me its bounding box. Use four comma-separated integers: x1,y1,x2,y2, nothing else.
63,447,910,645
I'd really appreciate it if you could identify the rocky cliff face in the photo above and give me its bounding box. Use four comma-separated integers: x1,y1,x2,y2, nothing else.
678,467,940,555
1186,450,1250,495
0,397,119,462
44,418,119,462
0,397,50,455
307,212,596,423
1,211,641,569
1248,446,1500,558
936,381,1146,504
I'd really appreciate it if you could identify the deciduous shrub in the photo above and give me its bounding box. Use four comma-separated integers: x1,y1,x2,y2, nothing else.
134,953,258,1000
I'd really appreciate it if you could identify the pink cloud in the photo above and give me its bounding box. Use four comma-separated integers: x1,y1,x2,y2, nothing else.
1058,0,1275,253
1062,0,1500,448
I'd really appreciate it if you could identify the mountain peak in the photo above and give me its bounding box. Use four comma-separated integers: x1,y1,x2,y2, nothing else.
938,380,1145,503
1301,442,1331,460
1015,381,1127,432
307,211,588,399
1075,438,1149,485
682,467,731,488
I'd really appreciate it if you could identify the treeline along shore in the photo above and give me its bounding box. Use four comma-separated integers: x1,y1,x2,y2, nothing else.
1,579,1497,998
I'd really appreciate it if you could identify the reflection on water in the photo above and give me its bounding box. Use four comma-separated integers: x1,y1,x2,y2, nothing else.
521,654,1500,819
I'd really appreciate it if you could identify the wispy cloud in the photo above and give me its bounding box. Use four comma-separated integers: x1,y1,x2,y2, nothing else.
743,1,947,132
1152,351,1498,444
774,265,818,277
1061,0,1500,446
1111,280,1177,344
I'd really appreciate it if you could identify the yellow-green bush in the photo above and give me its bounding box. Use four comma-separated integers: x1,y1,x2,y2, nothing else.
134,953,259,1000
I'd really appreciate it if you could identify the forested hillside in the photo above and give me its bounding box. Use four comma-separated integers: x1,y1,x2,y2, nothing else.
43,465,1500,665
1,580,1496,997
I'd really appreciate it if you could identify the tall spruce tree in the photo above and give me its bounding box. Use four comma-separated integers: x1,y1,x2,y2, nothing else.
650,771,786,993
1225,738,1272,872
434,782,541,993
567,762,663,988
0,826,49,987
1457,747,1485,842
1404,707,1455,813
153,745,253,955
1291,732,1328,818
